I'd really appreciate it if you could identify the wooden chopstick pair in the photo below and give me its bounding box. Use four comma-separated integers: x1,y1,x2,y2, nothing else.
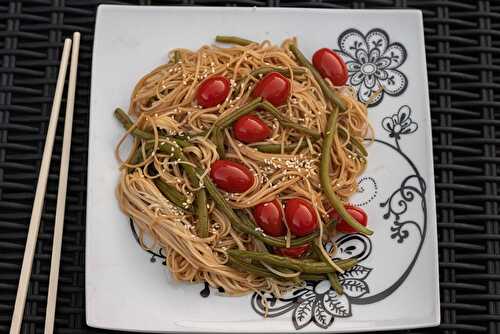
9,32,81,334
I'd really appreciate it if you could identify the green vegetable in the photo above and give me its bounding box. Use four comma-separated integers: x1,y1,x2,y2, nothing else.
300,273,327,281
114,108,190,148
259,101,321,140
327,272,344,295
215,35,256,46
338,127,368,157
128,146,146,166
159,143,210,238
154,179,190,211
211,127,225,158
228,250,357,274
227,256,283,280
173,50,181,63
249,67,305,78
320,107,373,235
312,243,345,294
215,97,262,128
288,44,347,112
195,189,209,238
254,141,309,154
115,108,154,140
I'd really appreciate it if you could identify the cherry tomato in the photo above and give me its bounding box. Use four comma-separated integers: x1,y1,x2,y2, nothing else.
252,72,290,107
328,205,368,234
210,160,254,193
253,199,285,237
233,115,271,144
275,244,310,258
196,75,230,108
284,198,318,237
312,48,348,86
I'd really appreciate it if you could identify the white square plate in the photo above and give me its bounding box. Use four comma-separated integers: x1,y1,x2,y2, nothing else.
87,5,440,332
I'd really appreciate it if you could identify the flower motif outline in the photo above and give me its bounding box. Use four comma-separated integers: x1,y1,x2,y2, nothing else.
335,28,408,106
382,105,418,140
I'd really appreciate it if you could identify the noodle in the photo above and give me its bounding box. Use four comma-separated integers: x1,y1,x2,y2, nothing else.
116,38,371,296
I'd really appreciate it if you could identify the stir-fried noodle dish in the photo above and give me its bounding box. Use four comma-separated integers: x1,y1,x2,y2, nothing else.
115,36,374,297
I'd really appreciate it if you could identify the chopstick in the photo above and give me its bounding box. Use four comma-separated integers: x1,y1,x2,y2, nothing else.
9,38,73,334
44,32,81,334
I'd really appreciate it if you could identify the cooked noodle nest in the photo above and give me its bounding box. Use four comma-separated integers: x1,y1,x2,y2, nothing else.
116,38,372,295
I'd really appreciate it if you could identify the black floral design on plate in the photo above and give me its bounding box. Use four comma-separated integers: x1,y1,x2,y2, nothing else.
252,234,372,330
349,176,378,207
252,264,372,330
382,105,418,149
380,105,423,243
335,28,408,106
381,175,426,243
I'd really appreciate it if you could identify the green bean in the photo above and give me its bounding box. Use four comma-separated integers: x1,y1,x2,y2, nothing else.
254,141,310,154
154,179,190,211
128,147,145,166
327,272,344,295
349,137,368,157
173,50,181,63
115,108,154,140
320,108,373,235
156,142,209,239
259,101,322,140
211,126,225,158
215,35,256,46
215,98,262,128
114,108,191,148
312,242,345,294
300,273,327,281
227,256,286,281
338,127,368,157
249,67,306,78
288,44,347,112
195,189,209,238
228,250,357,274
161,143,211,239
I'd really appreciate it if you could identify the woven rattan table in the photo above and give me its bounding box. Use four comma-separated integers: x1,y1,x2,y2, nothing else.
1,1,499,334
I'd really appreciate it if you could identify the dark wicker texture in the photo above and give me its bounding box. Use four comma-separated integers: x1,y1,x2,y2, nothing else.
0,1,499,333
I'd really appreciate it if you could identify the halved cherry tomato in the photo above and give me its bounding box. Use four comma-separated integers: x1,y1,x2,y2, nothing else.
275,244,310,258
253,199,285,237
328,205,368,234
196,75,230,108
284,198,318,236
233,115,271,144
312,48,348,86
210,160,254,193
252,72,290,107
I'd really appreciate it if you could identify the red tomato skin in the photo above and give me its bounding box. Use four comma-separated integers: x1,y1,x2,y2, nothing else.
253,199,285,237
210,160,254,193
233,115,271,144
312,48,348,86
329,205,368,233
284,198,318,237
252,72,291,107
275,244,310,258
196,76,230,108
